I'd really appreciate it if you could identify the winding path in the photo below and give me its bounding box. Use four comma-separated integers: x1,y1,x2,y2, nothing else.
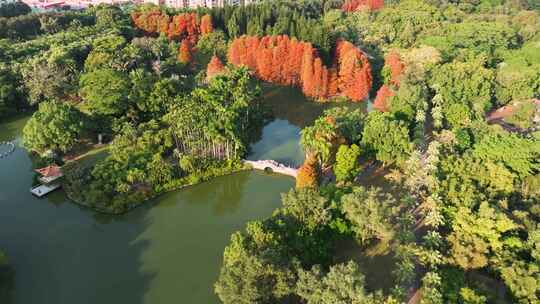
243,159,298,178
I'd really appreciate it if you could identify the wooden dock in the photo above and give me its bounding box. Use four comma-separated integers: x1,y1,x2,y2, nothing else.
30,184,61,197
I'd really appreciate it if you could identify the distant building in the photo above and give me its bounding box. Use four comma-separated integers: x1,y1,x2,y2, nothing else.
146,0,255,8
21,0,254,10
144,0,163,5
163,0,186,8
23,0,132,10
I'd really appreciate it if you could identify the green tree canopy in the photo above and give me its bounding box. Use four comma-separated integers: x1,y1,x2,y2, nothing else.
22,100,86,153
334,144,361,183
0,1,31,18
79,68,131,116
430,58,495,129
341,187,399,249
361,112,412,165
0,65,24,117
296,261,367,304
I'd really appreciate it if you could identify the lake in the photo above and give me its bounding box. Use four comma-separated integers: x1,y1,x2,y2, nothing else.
0,87,332,304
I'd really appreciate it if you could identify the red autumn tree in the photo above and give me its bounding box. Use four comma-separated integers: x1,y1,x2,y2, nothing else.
270,36,287,83
342,0,384,12
132,10,204,46
228,38,244,66
131,10,163,34
335,40,372,102
206,55,225,80
256,48,273,80
178,39,192,64
167,14,187,40
385,50,405,86
301,46,315,97
200,14,213,35
312,58,325,98
186,13,199,45
327,68,339,97
157,14,170,34
226,35,372,102
373,84,394,112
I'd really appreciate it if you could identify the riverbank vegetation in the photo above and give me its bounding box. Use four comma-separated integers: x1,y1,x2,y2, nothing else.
0,2,269,214
1,0,539,302
213,1,540,304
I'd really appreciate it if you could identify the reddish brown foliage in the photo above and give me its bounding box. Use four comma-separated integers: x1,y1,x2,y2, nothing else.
385,50,405,86
373,84,394,112
206,55,225,80
131,10,162,33
200,14,213,35
342,0,384,12
178,40,192,64
301,46,316,97
335,40,372,102
373,50,404,112
227,35,372,102
132,10,212,47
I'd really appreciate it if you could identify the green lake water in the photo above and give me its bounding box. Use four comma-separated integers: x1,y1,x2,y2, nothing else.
0,116,296,304
0,87,333,304
248,85,363,167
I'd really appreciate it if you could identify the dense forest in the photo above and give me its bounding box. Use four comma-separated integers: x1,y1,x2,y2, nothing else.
1,0,539,303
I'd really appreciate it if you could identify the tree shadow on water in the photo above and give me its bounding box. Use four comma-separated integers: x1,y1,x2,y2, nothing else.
0,207,156,304
76,208,157,304
0,263,14,304
175,171,252,216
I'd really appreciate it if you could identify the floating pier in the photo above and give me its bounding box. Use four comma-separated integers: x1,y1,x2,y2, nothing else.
30,165,64,197
30,183,61,197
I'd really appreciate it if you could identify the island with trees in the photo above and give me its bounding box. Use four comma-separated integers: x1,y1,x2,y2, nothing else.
1,0,539,303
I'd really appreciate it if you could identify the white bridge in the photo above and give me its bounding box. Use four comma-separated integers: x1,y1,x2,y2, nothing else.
243,160,298,178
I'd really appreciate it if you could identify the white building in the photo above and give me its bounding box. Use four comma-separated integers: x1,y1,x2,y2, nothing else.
149,0,252,9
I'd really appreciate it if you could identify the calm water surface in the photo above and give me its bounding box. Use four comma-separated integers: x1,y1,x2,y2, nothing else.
248,86,364,167
0,87,361,304
0,115,294,304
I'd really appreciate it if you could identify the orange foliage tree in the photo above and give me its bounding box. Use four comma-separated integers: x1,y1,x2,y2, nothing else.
296,156,319,188
373,50,405,112
227,35,372,102
178,40,192,64
342,0,384,12
132,10,212,47
335,40,372,102
200,14,213,35
373,85,394,112
206,55,225,80
385,50,405,86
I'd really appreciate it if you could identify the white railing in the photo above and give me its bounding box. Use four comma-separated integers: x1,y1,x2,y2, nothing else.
243,159,298,178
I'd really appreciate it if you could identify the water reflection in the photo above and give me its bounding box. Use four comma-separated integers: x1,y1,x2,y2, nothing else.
0,115,29,142
247,119,304,166
261,85,334,128
250,85,368,167
0,114,294,304
0,263,14,303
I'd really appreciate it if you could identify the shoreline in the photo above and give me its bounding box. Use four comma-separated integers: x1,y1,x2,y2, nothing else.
64,166,252,215
64,164,296,216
